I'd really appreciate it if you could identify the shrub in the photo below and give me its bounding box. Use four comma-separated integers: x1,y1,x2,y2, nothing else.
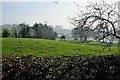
2,55,120,80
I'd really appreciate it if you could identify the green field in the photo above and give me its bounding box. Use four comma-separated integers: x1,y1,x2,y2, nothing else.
2,38,118,56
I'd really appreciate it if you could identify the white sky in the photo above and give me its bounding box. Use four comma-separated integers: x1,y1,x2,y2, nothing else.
1,0,119,29
1,0,88,2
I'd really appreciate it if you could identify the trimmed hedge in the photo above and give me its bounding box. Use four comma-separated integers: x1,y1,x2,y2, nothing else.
2,55,120,80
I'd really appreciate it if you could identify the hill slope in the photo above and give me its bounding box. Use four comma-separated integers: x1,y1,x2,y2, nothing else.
2,38,118,56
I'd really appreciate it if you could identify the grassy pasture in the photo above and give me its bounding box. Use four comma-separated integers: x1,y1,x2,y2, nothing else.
57,39,118,47
2,38,118,56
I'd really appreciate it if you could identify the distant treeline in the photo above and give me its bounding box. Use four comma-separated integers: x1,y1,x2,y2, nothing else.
2,23,57,40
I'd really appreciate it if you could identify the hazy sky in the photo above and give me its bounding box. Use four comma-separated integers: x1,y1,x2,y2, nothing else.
1,0,119,29
2,2,77,29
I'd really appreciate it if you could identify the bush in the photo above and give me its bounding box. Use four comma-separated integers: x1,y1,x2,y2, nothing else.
2,55,120,80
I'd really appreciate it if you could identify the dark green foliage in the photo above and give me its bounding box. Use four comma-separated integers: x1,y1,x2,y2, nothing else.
11,27,19,38
32,23,57,40
7,22,57,40
2,55,120,80
18,23,30,38
2,28,10,38
32,23,40,38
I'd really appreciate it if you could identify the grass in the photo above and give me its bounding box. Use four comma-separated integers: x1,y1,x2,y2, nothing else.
2,38,118,56
56,39,88,44
57,39,118,47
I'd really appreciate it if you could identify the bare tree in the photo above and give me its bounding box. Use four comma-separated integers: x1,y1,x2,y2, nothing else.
71,28,79,40
79,26,91,41
72,26,91,41
70,0,120,42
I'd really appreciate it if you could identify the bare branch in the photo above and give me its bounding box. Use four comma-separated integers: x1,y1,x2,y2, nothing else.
70,1,120,41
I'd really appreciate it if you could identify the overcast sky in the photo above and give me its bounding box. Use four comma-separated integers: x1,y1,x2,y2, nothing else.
1,0,119,29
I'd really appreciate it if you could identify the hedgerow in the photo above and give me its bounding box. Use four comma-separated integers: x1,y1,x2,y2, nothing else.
2,55,120,80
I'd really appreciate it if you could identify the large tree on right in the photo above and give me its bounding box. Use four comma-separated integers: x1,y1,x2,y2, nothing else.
70,1,120,42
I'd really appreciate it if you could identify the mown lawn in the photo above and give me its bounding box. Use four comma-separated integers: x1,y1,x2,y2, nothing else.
2,38,118,56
